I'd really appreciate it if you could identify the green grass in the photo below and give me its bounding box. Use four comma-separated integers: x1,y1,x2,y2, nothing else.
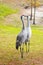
0,4,19,20
0,25,43,65
0,25,21,34
30,26,43,52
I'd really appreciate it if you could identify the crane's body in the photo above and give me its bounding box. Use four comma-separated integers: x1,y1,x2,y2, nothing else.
16,27,28,49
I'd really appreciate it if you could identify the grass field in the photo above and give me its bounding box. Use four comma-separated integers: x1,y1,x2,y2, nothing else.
0,25,43,65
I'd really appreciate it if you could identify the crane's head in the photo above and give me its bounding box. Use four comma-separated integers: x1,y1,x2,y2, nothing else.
21,15,24,21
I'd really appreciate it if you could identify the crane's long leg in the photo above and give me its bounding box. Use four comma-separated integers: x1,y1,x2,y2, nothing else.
20,45,22,58
21,43,24,58
28,40,30,52
25,42,27,53
20,45,21,52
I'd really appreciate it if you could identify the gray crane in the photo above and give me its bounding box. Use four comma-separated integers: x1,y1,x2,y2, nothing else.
16,15,32,58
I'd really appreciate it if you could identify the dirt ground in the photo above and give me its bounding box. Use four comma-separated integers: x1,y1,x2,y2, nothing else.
7,51,43,65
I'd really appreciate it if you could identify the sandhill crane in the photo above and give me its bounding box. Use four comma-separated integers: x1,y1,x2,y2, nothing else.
16,15,32,58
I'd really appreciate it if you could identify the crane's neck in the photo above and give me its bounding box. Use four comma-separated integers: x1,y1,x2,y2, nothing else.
27,17,30,28
21,18,25,30
22,20,25,29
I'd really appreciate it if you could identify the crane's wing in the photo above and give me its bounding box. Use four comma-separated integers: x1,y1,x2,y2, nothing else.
16,32,27,43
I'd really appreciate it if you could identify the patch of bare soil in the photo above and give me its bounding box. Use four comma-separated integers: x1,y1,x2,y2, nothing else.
7,51,43,65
